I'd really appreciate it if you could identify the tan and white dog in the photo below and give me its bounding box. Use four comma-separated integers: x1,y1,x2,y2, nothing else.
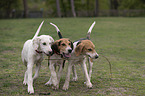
62,21,99,90
45,23,73,89
21,21,54,94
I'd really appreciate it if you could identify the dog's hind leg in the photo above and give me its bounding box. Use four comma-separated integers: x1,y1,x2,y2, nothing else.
23,60,28,85
23,70,28,85
33,63,41,81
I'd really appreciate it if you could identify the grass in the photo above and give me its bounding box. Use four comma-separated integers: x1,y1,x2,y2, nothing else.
0,17,145,96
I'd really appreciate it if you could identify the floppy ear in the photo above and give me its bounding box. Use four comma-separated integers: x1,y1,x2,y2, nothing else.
69,40,74,50
33,37,41,50
71,41,73,50
75,43,84,56
58,40,61,46
51,41,60,53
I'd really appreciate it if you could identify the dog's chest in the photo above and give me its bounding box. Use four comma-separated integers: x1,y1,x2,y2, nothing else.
70,55,85,64
50,54,63,65
34,54,43,63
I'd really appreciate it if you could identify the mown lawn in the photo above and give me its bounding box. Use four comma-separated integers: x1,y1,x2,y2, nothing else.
0,17,145,96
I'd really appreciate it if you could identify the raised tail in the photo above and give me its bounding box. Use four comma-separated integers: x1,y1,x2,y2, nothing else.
32,21,44,40
50,22,63,39
86,21,96,40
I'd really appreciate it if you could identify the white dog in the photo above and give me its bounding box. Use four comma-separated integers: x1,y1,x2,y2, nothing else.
21,21,54,94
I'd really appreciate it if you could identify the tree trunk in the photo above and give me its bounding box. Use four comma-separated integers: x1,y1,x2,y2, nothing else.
87,0,90,16
109,0,119,16
56,0,61,17
23,0,28,18
70,0,76,17
95,0,99,16
60,0,67,17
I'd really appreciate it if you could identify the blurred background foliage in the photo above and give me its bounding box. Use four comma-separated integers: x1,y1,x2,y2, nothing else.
0,0,145,18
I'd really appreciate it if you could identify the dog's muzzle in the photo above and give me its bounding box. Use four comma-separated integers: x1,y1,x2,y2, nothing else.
95,55,99,59
45,51,53,56
68,49,72,53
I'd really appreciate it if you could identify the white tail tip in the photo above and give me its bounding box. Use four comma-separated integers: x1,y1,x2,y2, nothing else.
50,22,60,33
88,21,96,33
32,20,44,39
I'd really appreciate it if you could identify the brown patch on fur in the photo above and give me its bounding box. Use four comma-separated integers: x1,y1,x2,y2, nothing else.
75,40,96,56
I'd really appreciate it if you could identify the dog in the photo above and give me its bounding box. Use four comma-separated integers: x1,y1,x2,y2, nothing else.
21,21,54,94
62,21,99,90
45,23,73,90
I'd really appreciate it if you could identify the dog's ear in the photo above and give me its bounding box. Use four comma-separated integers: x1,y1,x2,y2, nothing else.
49,37,54,43
51,41,60,53
58,40,61,46
33,37,41,50
71,41,73,50
75,42,84,56
69,40,74,50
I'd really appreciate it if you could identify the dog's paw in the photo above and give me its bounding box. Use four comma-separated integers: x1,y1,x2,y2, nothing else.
28,86,34,94
23,81,27,85
62,84,69,91
52,84,59,90
45,81,52,86
86,82,93,89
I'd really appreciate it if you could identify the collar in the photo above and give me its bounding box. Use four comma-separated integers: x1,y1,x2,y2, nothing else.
53,50,63,58
53,50,60,55
35,50,43,54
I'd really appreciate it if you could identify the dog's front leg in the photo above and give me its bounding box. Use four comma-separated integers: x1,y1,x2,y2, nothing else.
49,62,59,89
81,59,92,88
72,65,78,81
62,62,72,90
45,76,52,85
88,57,93,79
27,62,34,94
57,63,63,84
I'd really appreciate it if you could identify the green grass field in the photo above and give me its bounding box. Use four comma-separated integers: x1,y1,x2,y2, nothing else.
0,17,145,96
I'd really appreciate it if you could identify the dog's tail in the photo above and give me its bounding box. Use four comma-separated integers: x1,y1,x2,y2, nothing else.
86,21,96,40
32,21,44,40
50,22,63,39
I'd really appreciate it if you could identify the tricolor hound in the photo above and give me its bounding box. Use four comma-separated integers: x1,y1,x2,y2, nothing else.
21,21,54,94
45,23,73,90
62,21,99,90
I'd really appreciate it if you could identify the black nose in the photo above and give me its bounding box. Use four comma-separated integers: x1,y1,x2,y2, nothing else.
68,49,72,53
95,55,99,59
49,51,53,55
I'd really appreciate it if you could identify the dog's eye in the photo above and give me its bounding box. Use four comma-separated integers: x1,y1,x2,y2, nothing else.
88,49,92,51
43,42,46,45
69,43,71,45
62,43,66,46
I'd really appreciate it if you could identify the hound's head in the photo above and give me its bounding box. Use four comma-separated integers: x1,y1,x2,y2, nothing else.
51,38,73,58
33,35,54,56
75,40,99,59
